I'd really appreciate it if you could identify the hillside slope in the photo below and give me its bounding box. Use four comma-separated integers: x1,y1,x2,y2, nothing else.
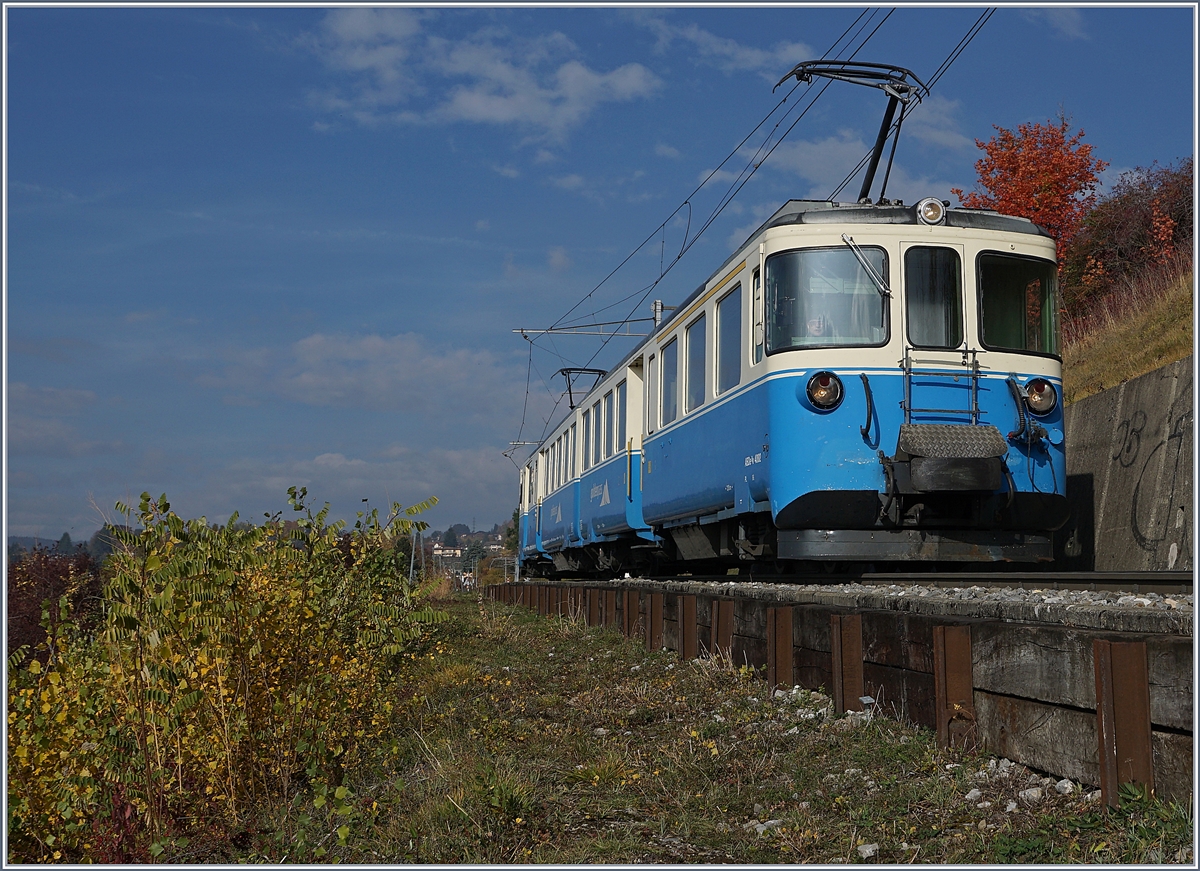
1062,269,1193,404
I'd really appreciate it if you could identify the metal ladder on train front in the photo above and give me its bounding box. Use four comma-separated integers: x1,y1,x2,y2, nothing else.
900,346,985,425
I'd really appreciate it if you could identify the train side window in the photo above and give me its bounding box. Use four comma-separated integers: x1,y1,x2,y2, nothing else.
752,269,763,363
906,246,963,349
591,401,602,466
582,410,592,471
647,354,658,434
977,253,1060,356
717,285,741,394
615,380,627,450
570,423,577,479
661,338,679,425
686,314,707,412
603,391,614,457
558,435,566,487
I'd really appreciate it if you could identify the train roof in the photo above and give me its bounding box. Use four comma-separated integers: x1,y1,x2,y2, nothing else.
657,198,1050,342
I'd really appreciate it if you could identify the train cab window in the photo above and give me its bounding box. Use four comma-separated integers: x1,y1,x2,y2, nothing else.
765,247,888,352
686,314,707,413
591,401,602,466
978,253,1060,356
717,285,741,394
603,391,614,457
570,423,577,478
647,354,658,433
582,410,592,471
661,338,679,425
905,247,963,349
615,381,627,450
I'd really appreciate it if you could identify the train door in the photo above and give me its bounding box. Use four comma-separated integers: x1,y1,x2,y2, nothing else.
899,242,979,425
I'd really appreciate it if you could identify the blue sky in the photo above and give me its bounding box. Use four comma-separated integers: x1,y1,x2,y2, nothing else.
4,5,1194,538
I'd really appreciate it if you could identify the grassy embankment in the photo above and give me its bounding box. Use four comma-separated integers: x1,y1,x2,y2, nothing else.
1062,258,1193,404
201,593,1189,865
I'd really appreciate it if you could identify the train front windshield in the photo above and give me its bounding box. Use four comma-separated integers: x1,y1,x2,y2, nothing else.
765,247,889,351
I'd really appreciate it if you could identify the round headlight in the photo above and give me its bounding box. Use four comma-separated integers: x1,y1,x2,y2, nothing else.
916,197,946,226
806,371,844,410
1024,378,1058,415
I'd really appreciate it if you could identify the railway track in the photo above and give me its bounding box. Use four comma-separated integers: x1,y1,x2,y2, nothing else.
539,571,1194,596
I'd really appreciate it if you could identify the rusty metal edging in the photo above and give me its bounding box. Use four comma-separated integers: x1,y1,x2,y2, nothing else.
1094,639,1155,806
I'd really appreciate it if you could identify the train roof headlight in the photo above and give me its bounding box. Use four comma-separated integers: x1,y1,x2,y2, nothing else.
1024,378,1057,415
916,197,946,226
806,371,844,410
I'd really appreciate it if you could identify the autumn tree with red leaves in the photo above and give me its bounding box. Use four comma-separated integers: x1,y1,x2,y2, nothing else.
951,115,1108,250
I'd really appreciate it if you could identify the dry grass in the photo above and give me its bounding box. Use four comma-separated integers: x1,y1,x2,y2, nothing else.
219,595,1192,864
1062,252,1193,404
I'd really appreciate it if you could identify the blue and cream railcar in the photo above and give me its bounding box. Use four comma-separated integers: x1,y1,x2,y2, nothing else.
520,196,1069,576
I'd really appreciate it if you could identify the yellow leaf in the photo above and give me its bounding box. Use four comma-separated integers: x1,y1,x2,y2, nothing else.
27,659,41,675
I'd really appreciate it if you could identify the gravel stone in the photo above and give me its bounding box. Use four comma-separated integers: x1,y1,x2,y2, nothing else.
1005,800,1018,813
1019,787,1044,804
857,843,879,859
965,788,982,802
1055,778,1075,795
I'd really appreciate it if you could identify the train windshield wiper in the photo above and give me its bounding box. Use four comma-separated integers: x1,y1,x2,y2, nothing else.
842,234,891,299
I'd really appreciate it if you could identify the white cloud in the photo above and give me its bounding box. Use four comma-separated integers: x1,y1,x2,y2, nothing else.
753,131,965,208
636,14,812,79
904,94,973,151
194,333,531,439
696,167,742,186
1021,9,1088,40
308,13,660,141
7,383,123,458
547,246,571,272
656,142,680,159
757,130,871,197
475,218,490,231
214,443,519,529
493,165,520,178
552,174,585,191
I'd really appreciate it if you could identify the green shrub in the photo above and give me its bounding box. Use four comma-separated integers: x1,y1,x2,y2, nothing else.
7,487,441,862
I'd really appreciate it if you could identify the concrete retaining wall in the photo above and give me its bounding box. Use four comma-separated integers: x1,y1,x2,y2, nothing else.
1057,356,1193,571
492,578,1193,805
